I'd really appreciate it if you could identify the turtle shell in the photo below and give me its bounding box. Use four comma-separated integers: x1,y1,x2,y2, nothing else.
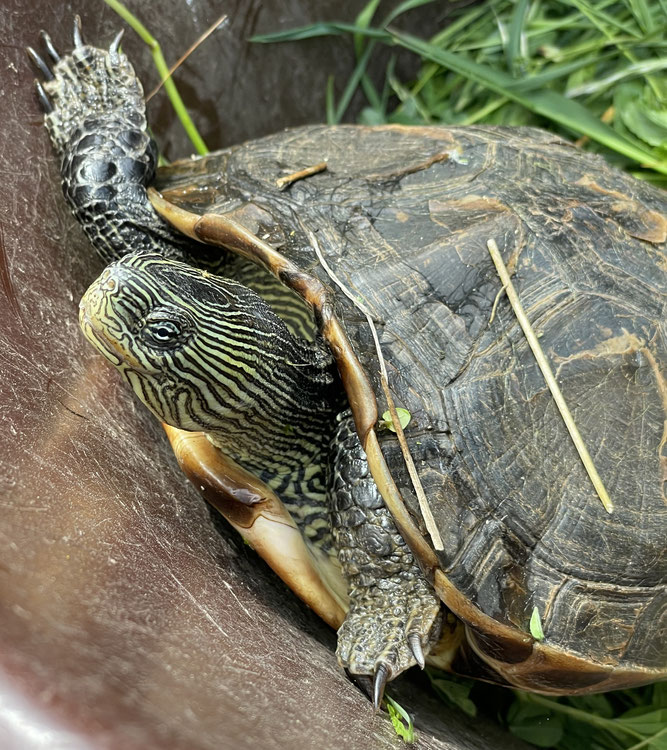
149,124,666,693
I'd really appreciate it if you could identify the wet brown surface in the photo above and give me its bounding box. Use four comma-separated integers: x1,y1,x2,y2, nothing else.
0,1,528,747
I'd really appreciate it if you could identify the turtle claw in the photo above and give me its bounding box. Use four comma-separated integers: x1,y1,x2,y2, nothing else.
40,30,60,63
373,663,390,710
29,22,143,156
73,15,84,49
109,30,124,66
408,632,425,669
336,576,442,695
34,80,53,113
27,46,54,81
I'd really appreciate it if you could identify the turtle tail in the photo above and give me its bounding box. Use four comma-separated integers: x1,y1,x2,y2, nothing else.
29,18,190,265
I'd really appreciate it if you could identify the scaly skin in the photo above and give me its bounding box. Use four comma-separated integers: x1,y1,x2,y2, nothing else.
30,22,443,704
331,413,442,688
32,22,197,265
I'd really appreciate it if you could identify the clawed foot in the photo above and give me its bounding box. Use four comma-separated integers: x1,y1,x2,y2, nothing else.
27,17,142,155
26,15,176,267
336,576,442,708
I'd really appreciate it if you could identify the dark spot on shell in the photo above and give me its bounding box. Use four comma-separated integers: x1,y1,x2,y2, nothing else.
521,664,610,691
468,628,533,664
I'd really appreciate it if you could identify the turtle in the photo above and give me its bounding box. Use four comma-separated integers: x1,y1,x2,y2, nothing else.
28,21,667,706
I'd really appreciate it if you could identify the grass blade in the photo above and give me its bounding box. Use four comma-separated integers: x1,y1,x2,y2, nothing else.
251,22,388,43
389,29,667,173
354,0,382,56
103,0,208,155
506,0,530,72
334,42,377,123
326,75,336,125
354,0,383,112
566,57,667,97
565,0,642,37
509,52,616,93
625,0,657,32
383,0,440,25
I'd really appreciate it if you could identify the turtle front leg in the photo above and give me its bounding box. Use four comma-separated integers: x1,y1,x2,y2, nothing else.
330,411,443,706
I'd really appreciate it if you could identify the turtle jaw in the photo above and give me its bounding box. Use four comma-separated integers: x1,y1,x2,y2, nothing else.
78,289,183,432
79,304,138,371
79,272,146,373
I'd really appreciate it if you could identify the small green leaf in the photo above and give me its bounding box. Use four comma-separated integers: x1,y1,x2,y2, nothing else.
508,699,565,747
380,408,412,433
615,83,667,148
530,606,545,640
429,673,478,717
617,708,667,737
385,695,415,743
567,692,614,718
652,682,667,709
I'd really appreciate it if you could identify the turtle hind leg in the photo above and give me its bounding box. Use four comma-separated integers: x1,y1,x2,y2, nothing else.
329,411,442,706
30,20,191,265
35,20,144,157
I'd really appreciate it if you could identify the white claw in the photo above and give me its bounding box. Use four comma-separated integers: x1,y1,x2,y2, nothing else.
408,632,425,669
34,79,53,113
109,28,124,64
73,15,84,48
27,46,53,80
40,30,60,62
373,663,390,710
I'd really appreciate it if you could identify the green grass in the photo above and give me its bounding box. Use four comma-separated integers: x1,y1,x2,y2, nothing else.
429,671,667,749
251,0,667,182
103,0,209,155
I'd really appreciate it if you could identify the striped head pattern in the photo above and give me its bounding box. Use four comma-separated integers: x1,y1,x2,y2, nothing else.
79,253,336,459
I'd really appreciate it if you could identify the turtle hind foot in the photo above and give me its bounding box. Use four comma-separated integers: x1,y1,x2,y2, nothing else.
336,576,442,708
29,20,183,265
29,18,145,155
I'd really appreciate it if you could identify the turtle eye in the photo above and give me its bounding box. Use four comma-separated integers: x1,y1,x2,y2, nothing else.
142,318,184,348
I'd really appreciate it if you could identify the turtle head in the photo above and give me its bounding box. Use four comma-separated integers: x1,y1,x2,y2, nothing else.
79,252,327,435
